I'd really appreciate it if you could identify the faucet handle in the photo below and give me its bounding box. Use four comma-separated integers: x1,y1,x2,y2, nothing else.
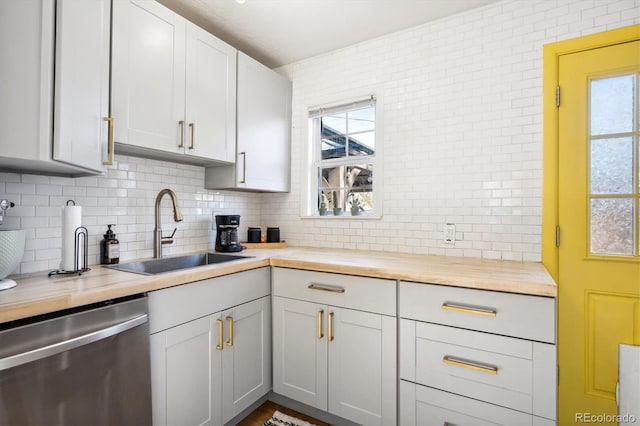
161,227,178,244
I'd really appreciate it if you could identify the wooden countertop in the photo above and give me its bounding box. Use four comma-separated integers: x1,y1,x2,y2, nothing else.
0,247,556,324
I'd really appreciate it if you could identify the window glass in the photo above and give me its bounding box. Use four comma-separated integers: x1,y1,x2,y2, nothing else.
588,73,638,256
311,98,377,217
590,75,634,136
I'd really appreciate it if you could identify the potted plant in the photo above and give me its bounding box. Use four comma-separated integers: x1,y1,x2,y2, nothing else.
319,201,328,216
332,191,342,216
350,195,361,216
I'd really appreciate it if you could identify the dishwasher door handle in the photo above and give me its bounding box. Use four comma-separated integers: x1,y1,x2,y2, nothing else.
0,314,148,371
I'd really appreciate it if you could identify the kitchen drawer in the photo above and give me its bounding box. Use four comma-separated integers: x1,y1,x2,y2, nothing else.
400,319,556,419
148,267,270,334
399,281,555,343
400,380,532,426
272,268,396,316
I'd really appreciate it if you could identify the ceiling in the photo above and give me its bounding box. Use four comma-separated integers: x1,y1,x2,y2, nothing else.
157,0,501,68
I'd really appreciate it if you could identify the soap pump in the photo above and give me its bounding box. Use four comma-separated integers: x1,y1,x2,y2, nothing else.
100,224,120,265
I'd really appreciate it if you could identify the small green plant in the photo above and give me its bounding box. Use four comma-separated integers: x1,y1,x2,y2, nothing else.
349,193,362,216
332,191,342,216
319,201,328,216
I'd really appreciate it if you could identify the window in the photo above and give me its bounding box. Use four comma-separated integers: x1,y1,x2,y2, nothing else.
589,73,638,256
308,96,378,217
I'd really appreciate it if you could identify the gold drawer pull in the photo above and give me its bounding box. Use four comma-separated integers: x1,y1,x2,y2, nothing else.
102,117,114,165
328,312,334,342
308,283,345,293
178,120,185,148
226,316,234,347
441,302,496,317
443,355,498,375
239,151,247,183
215,319,224,351
317,310,324,339
188,122,195,149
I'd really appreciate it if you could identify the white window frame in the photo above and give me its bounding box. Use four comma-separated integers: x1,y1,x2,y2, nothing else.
303,95,382,218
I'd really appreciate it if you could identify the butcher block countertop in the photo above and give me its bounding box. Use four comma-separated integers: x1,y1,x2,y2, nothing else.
0,247,556,324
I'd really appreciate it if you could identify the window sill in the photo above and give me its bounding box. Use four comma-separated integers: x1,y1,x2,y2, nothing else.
301,213,381,220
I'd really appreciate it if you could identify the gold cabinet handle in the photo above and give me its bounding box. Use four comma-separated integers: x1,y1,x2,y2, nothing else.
239,152,246,183
443,355,498,375
188,122,195,149
308,284,345,293
317,310,324,339
215,319,224,350
328,312,334,342
178,120,185,148
226,316,234,347
102,117,114,165
441,302,496,317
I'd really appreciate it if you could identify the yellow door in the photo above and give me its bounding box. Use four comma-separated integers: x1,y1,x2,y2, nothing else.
558,40,640,425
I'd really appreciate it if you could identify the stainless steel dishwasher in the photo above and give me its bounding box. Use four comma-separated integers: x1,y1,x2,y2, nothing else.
0,295,152,425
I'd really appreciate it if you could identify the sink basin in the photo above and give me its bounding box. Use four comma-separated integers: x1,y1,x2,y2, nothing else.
106,252,253,275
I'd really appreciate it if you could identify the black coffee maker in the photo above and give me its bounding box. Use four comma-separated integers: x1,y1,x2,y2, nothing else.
215,215,242,252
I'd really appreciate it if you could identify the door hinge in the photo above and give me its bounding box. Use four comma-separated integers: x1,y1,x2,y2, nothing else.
556,85,561,107
555,225,561,248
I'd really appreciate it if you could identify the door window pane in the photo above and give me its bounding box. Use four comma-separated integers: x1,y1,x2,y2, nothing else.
590,198,634,256
590,75,635,136
590,137,633,194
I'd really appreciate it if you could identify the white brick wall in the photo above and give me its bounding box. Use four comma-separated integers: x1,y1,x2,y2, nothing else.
263,0,640,261
0,155,261,274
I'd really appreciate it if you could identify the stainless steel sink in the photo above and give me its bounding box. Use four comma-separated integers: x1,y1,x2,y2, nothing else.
105,252,253,275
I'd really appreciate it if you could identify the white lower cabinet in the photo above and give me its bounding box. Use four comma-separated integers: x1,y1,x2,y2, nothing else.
272,268,396,425
221,297,271,424
151,315,220,426
399,281,557,426
400,381,533,426
149,268,271,426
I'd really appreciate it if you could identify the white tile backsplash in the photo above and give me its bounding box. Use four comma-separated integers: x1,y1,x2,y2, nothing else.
0,155,262,273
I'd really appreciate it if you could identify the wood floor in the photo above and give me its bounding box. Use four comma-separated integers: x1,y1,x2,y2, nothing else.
236,401,332,426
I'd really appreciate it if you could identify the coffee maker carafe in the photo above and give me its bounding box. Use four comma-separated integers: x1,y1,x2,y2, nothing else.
215,215,242,252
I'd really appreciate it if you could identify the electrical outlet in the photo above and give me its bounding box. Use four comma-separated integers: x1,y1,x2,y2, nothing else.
443,223,455,244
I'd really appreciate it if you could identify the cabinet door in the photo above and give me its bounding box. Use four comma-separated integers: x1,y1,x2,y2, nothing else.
0,0,54,164
52,0,110,173
221,296,271,424
112,0,185,153
185,23,236,163
236,52,291,191
272,297,328,410
150,316,222,426
328,308,396,425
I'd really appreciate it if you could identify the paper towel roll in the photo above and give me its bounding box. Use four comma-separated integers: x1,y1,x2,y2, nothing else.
61,204,82,271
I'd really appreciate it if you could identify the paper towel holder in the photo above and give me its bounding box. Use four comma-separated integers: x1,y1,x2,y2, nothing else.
48,226,90,277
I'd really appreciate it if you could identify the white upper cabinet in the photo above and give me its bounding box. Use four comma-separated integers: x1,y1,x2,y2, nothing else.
185,24,236,163
54,0,112,172
205,51,292,192
111,0,236,165
0,0,112,176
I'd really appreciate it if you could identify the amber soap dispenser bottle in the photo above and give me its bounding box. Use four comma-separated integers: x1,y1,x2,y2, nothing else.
100,224,120,264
